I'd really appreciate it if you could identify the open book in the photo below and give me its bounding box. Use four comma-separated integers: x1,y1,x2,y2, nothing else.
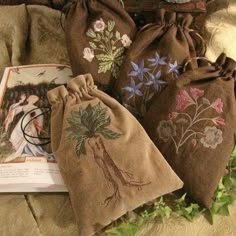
0,64,72,192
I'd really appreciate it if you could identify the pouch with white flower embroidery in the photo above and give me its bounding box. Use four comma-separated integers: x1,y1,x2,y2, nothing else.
143,53,236,207
113,8,205,118
64,0,136,93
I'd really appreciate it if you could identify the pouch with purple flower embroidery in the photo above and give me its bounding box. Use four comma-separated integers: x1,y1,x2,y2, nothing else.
143,53,236,207
113,8,205,118
64,0,136,92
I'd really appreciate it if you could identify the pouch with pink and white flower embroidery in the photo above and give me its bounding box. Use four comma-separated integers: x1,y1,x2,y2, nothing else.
64,0,136,93
143,53,236,207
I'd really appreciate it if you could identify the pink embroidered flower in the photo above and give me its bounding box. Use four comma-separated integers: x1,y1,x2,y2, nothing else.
212,117,226,126
176,90,194,111
211,98,223,113
94,18,106,32
190,88,204,100
83,48,94,62
121,34,132,48
168,112,178,120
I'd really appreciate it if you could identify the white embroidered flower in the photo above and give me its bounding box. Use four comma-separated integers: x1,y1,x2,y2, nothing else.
121,34,132,48
200,126,223,149
83,48,94,62
94,18,106,32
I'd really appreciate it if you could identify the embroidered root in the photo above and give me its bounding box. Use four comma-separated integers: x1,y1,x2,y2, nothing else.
88,136,150,206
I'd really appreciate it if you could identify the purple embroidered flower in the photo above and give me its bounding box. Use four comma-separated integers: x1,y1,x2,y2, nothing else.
129,60,150,81
148,52,167,67
168,61,181,76
145,71,167,92
122,78,143,100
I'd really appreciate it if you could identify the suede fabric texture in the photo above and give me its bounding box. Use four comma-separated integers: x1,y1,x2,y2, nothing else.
143,54,236,207
65,0,137,92
113,9,205,119
47,74,183,236
0,0,67,9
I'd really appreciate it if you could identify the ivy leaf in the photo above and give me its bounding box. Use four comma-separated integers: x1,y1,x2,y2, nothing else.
99,128,122,140
108,20,115,32
86,29,96,38
139,197,172,222
175,194,203,222
105,223,139,236
208,177,236,224
89,42,96,49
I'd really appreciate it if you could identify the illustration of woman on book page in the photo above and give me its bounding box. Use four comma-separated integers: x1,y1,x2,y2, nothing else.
3,94,54,163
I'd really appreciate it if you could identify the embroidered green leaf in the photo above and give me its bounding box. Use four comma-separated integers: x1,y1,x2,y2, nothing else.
109,32,114,39
89,42,97,49
86,29,96,38
98,61,113,74
202,97,211,105
114,47,125,58
176,118,188,124
75,137,87,157
99,45,105,49
116,31,121,39
105,30,110,37
66,103,122,158
96,54,113,62
108,20,115,32
99,128,122,140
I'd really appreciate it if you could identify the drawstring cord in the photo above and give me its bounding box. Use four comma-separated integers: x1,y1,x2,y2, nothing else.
21,107,52,146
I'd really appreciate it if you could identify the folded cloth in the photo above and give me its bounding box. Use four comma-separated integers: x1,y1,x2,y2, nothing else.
47,74,183,236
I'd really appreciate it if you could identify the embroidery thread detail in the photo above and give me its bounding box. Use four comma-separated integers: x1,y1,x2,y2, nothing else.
157,88,225,154
85,18,131,79
122,52,182,116
66,103,150,206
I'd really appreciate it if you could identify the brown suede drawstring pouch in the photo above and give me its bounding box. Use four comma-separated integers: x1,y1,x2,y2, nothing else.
143,53,236,207
47,74,183,236
64,0,137,92
113,8,205,118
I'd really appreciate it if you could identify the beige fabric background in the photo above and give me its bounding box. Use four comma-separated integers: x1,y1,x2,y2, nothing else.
0,3,235,236
205,0,236,61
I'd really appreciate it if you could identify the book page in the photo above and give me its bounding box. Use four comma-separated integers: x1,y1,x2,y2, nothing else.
0,64,72,192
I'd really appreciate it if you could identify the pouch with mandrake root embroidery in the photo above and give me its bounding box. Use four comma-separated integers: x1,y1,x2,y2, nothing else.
113,8,206,118
64,0,137,92
143,53,236,207
47,74,183,236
